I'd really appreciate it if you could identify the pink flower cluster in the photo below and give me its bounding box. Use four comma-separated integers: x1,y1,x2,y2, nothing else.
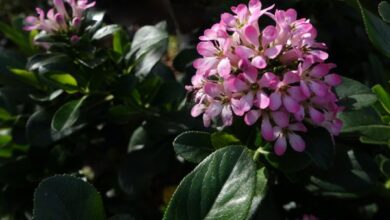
187,0,343,156
24,0,95,38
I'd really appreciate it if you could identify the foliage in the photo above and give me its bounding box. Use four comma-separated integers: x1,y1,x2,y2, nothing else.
0,0,389,219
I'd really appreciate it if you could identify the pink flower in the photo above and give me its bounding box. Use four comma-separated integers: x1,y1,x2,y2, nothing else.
24,0,95,35
188,0,343,155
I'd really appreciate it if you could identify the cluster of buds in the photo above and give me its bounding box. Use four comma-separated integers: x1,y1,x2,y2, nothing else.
24,0,95,42
187,0,343,156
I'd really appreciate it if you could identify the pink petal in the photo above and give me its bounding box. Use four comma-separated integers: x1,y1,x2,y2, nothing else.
221,13,236,27
269,92,282,110
289,123,307,132
244,25,260,47
271,111,290,128
205,102,223,118
310,63,336,78
197,42,218,57
288,86,306,102
293,106,305,121
264,45,283,59
309,107,325,124
217,58,232,78
251,56,267,69
261,116,274,141
221,105,233,126
248,0,261,13
282,71,300,84
204,82,223,98
259,72,280,89
300,80,311,97
262,25,277,46
244,110,261,126
225,77,248,92
274,136,287,156
288,133,306,152
191,103,205,117
255,91,270,109
283,95,300,113
308,50,328,61
203,114,211,127
309,81,328,97
324,74,342,86
231,93,254,116
235,46,255,59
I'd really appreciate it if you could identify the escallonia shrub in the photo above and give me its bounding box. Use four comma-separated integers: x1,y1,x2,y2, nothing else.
0,0,389,219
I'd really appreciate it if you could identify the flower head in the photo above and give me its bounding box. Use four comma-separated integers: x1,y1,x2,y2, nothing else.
188,0,343,156
24,0,95,34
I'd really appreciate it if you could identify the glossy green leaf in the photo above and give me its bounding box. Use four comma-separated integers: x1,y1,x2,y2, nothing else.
334,77,377,110
164,146,256,220
9,68,40,88
127,21,169,77
359,125,390,142
379,1,390,23
372,84,390,113
173,131,214,163
304,146,380,198
247,168,268,219
211,131,241,149
92,24,121,40
51,96,87,132
339,107,382,133
26,109,85,147
33,175,105,220
43,72,78,93
0,21,31,54
357,0,390,58
304,128,335,170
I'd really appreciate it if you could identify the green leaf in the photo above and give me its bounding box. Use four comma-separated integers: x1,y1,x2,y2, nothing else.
304,128,335,170
0,108,13,121
127,21,169,77
247,168,268,219
113,31,124,54
173,131,214,163
359,125,390,142
42,72,79,93
211,131,241,149
109,215,135,220
265,147,312,173
338,107,382,132
9,68,40,88
92,24,121,40
372,84,390,113
304,146,380,198
27,109,85,147
164,146,256,220
334,77,377,110
357,0,390,58
51,96,87,132
0,21,31,54
379,1,390,23
375,155,390,178
33,175,105,220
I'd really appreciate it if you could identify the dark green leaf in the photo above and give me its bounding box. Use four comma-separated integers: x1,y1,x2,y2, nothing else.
339,107,382,133
334,77,377,110
164,146,256,220
304,128,335,170
33,175,105,220
357,0,390,58
92,24,121,40
173,131,214,163
109,215,135,220
265,147,312,173
247,168,268,219
211,131,241,149
51,96,87,132
372,84,390,113
127,21,169,77
379,1,390,23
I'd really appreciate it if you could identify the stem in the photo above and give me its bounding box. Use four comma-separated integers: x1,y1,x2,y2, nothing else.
253,147,269,161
